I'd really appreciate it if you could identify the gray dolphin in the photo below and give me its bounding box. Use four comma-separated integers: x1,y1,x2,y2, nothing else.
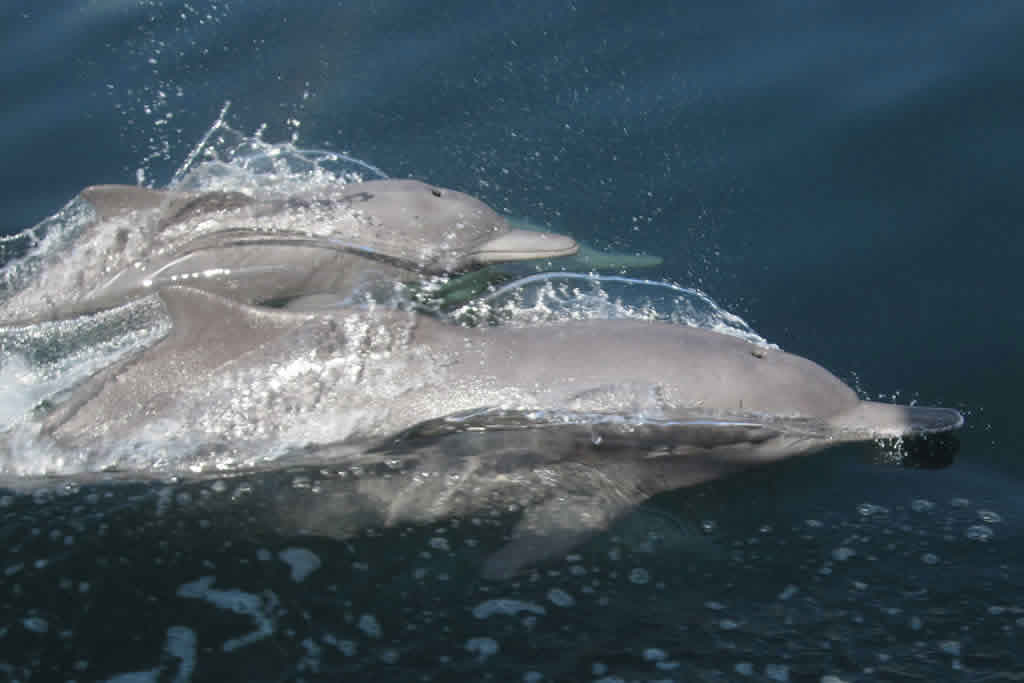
14,180,578,321
41,286,962,460
34,286,962,578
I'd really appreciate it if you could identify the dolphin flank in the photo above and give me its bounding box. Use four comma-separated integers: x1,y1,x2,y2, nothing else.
42,286,963,457
10,179,579,322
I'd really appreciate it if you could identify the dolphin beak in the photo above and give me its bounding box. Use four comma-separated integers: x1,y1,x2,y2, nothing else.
470,229,579,264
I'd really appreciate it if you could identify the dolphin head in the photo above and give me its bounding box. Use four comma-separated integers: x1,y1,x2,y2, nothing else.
335,180,578,272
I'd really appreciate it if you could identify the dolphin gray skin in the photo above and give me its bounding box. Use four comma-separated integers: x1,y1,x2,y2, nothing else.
41,286,962,460
13,180,578,321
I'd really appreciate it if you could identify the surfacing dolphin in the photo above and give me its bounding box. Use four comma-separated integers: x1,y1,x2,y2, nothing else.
24,286,962,576
41,286,962,460
12,179,578,321
31,286,962,577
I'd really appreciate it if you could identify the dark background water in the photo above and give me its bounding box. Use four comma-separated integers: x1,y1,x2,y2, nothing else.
2,1,1023,681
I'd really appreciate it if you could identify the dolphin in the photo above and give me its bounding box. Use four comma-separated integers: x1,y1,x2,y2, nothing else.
39,286,962,461
253,420,956,580
9,180,579,321
30,286,963,578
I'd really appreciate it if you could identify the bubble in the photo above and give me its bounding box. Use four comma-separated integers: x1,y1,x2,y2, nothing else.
22,617,48,633
778,585,799,600
358,614,381,638
977,510,1002,524
547,588,575,607
629,568,650,585
857,503,888,517
832,547,856,561
911,499,935,512
735,662,754,676
966,525,993,542
465,637,499,661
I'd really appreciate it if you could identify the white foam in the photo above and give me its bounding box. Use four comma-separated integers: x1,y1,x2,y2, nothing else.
176,576,277,652
278,547,321,583
472,598,547,619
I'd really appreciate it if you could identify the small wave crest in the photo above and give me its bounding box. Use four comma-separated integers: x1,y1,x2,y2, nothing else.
445,272,773,346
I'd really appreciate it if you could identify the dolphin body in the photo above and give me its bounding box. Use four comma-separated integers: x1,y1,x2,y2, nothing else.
41,286,962,460
32,286,962,577
11,180,579,321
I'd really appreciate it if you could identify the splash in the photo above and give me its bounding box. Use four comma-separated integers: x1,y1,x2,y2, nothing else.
0,112,776,477
168,102,389,196
448,272,773,347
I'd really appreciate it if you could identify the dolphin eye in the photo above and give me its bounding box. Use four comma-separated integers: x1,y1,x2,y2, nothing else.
431,188,443,197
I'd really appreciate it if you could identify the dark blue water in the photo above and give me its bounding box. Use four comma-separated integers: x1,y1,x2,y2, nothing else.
2,1,1023,680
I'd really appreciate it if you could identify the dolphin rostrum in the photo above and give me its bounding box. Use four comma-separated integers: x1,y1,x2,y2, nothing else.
10,180,578,321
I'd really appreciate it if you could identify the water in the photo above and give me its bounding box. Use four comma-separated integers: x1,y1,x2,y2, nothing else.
2,1,1022,680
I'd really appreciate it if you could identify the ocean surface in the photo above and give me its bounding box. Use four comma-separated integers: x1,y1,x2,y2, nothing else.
1,1,1023,681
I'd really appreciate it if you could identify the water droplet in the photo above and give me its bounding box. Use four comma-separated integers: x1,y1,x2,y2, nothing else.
978,510,1002,524
966,525,993,542
911,499,935,512
547,588,575,607
778,585,799,601
857,503,888,517
832,547,856,561
921,553,939,565
629,568,650,585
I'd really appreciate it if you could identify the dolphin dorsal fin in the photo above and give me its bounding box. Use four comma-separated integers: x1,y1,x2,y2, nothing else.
157,286,308,347
80,184,176,221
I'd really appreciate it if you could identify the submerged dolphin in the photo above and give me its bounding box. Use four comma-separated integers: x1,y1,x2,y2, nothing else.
13,180,578,321
41,286,962,459
431,216,664,307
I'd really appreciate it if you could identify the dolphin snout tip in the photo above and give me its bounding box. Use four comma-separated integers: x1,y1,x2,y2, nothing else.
471,229,579,264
